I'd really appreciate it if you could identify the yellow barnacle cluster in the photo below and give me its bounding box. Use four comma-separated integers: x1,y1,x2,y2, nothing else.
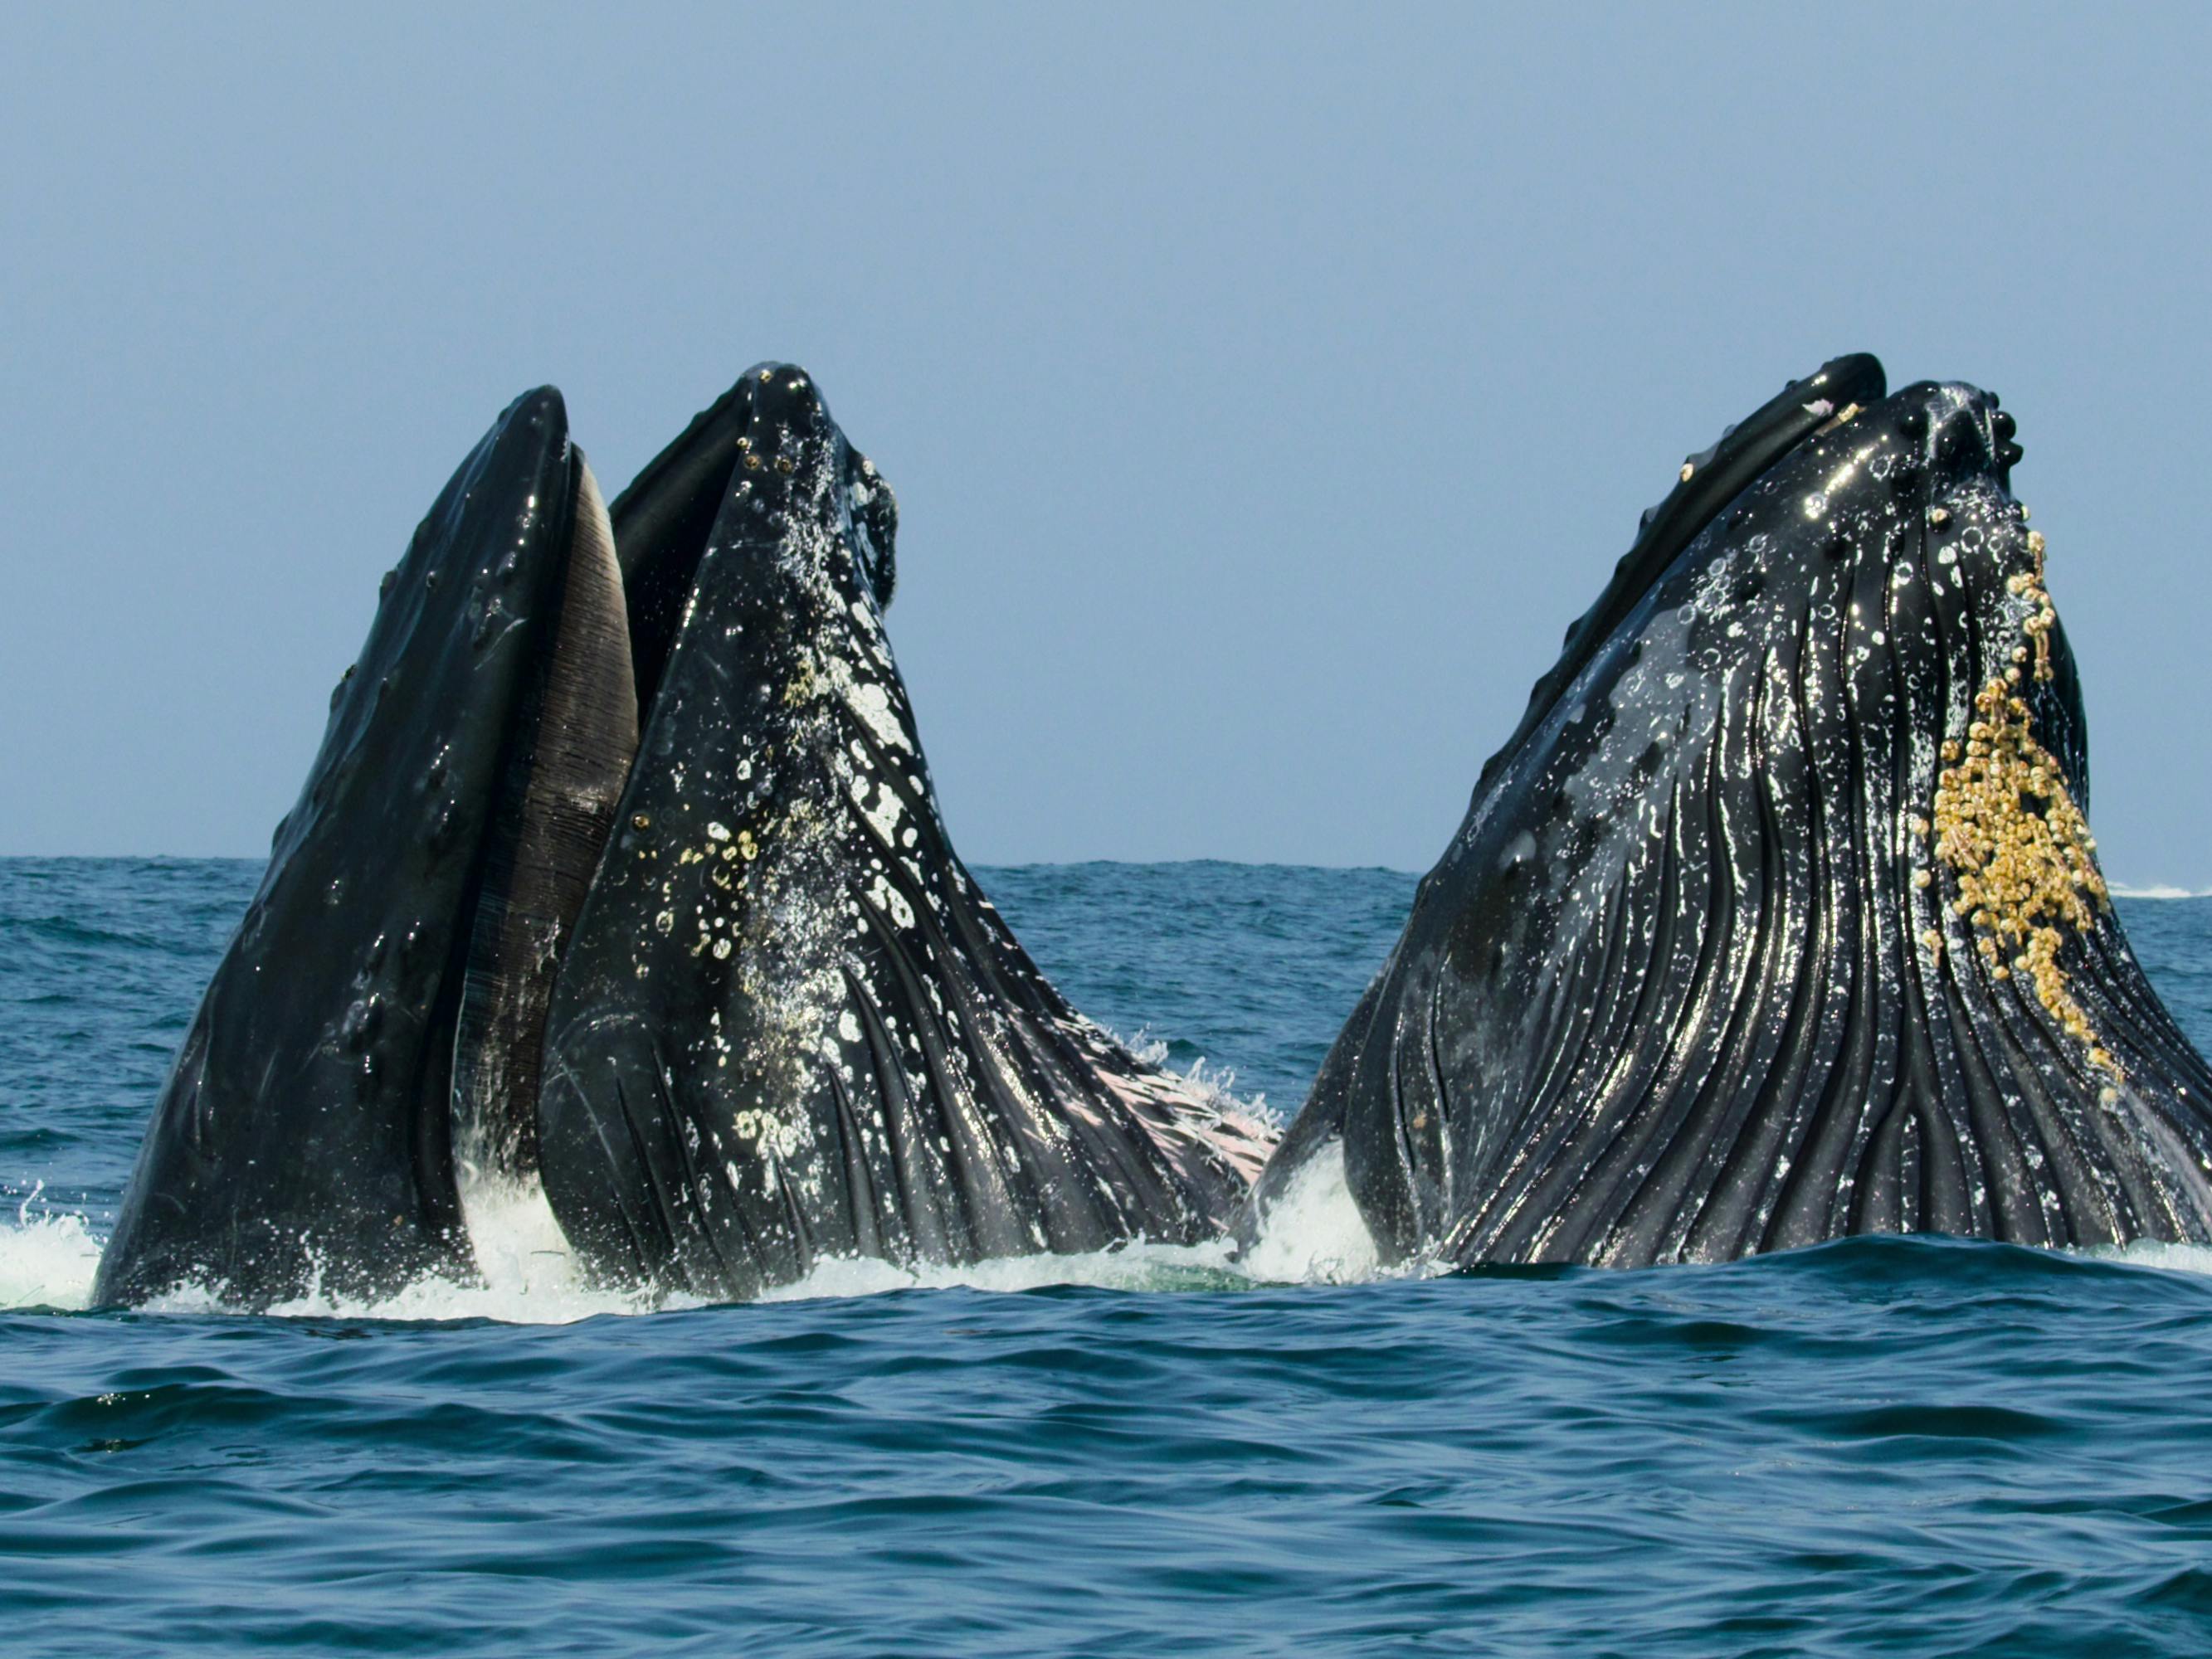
1931,671,2119,1079
2010,529,2059,682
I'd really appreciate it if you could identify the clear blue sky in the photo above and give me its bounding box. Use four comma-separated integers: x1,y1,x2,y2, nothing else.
4,5,2208,883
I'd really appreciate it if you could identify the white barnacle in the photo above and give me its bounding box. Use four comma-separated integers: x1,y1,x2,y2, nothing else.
840,675,909,752
864,782,904,844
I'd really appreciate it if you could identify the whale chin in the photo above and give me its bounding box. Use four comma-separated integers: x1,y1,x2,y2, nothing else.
1250,355,2212,1268
95,367,1274,1310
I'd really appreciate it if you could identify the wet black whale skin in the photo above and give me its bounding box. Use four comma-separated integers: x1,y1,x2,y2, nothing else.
96,391,584,1306
1251,358,2212,1268
96,369,1274,1308
538,368,1273,1301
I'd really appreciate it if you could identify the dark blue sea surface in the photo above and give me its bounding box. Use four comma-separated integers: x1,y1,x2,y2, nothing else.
4,859,2212,1655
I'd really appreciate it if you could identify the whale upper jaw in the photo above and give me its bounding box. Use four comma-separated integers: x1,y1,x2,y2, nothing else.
1250,358,2212,1270
95,366,1274,1310
95,388,638,1307
1474,352,1889,797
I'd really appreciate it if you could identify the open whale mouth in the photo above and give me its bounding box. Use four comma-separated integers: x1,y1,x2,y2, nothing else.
97,356,1270,1311
91,367,894,1304
439,367,896,1217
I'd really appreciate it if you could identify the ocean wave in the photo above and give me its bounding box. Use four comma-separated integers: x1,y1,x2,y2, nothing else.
0,913,176,952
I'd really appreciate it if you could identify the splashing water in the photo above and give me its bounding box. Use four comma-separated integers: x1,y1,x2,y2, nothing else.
0,1185,103,1311
1237,1138,1384,1283
0,1029,1378,1321
2,1144,1399,1322
23,1155,2212,1326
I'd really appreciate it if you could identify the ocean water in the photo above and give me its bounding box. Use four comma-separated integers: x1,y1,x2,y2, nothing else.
5,859,2212,1655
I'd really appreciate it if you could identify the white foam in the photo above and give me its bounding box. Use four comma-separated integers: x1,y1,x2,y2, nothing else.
250,1180,692,1323
0,1187,103,1311
2107,883,2212,900
761,1156,1401,1301
37,1182,697,1326
15,1154,1402,1321
13,1095,1405,1321
1240,1139,1384,1284
2093,1240,2212,1278
77,1155,2212,1316
759,1238,1251,1301
261,1182,694,1323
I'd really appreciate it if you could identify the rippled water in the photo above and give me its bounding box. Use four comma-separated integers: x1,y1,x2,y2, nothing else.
5,859,2212,1654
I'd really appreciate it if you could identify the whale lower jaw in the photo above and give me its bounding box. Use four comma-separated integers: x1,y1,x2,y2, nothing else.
532,368,1274,1301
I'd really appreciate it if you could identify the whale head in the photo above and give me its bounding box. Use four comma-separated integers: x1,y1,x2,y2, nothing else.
1252,356,2212,1268
96,364,1269,1307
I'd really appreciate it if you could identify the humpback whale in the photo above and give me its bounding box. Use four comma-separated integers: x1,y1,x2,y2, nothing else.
1250,355,2212,1267
95,367,1272,1308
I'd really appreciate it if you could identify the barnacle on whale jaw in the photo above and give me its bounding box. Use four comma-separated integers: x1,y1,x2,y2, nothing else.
1912,440,2118,1080
1932,661,2119,1081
